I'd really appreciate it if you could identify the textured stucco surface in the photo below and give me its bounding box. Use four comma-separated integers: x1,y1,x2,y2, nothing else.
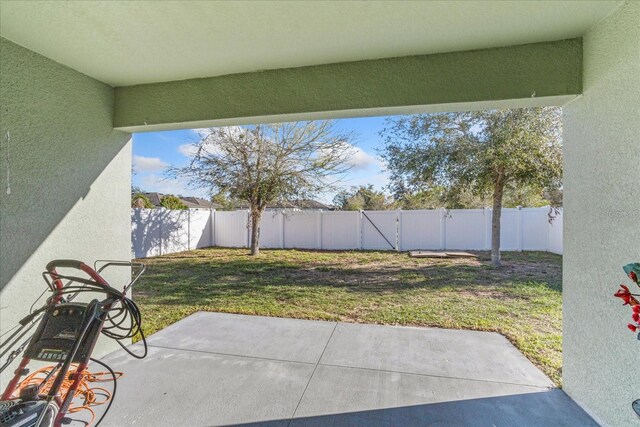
114,39,582,130
563,2,640,426
0,38,131,368
0,1,618,86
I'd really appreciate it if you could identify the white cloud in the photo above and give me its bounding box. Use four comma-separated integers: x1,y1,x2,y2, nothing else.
178,143,199,158
346,146,383,171
178,142,224,158
133,155,168,173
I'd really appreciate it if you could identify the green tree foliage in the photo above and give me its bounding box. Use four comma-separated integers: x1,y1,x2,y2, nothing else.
380,107,562,266
333,185,391,210
131,193,153,208
169,121,355,255
211,191,238,211
160,194,188,210
393,184,556,210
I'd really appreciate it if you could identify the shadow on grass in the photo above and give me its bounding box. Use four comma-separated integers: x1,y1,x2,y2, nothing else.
134,249,562,306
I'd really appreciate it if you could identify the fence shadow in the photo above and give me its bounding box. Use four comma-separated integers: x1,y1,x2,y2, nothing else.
131,209,192,258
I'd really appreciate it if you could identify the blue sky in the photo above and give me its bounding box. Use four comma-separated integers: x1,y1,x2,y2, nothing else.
132,115,400,203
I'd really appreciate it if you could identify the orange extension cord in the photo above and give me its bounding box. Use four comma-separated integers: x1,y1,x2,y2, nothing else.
14,365,122,426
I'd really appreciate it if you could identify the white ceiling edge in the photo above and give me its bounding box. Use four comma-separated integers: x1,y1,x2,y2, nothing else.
0,1,622,86
120,95,578,133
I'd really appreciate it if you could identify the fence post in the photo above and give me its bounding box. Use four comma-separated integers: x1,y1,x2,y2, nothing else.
317,211,323,249
517,206,523,251
546,207,551,252
359,210,364,249
439,208,446,250
245,210,250,248
280,210,285,248
356,211,362,249
214,209,216,246
187,209,191,251
158,209,163,256
396,210,401,251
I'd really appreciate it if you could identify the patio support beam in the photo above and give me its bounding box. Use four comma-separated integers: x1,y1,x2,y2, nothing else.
113,38,582,131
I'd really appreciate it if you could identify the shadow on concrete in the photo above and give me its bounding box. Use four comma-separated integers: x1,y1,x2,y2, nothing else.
225,390,597,427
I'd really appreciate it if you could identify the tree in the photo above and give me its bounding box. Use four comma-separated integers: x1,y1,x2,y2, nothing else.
333,185,391,210
160,194,187,210
131,193,153,208
393,184,556,210
380,107,562,266
211,191,238,211
170,121,355,256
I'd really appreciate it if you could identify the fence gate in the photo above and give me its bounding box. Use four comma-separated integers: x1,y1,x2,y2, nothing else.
361,210,398,250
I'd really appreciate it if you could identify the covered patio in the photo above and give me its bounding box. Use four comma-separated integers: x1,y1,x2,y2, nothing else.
1,1,638,426
101,312,595,426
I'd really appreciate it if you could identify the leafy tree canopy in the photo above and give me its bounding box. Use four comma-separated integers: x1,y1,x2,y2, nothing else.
131,193,154,208
333,185,391,210
379,107,562,265
160,194,188,210
211,191,239,211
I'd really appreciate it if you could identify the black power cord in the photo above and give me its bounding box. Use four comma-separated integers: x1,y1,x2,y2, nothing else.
89,358,117,427
2,267,147,426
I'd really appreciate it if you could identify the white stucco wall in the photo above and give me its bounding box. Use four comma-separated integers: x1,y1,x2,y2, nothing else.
563,2,640,426
0,37,132,373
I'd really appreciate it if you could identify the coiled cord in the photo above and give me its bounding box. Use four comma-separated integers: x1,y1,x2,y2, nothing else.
14,360,121,426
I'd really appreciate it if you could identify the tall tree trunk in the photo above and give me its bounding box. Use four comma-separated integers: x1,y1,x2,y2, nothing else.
250,209,262,256
491,172,505,267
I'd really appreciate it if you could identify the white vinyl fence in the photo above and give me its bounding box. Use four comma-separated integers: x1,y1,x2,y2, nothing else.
131,208,213,258
132,207,563,258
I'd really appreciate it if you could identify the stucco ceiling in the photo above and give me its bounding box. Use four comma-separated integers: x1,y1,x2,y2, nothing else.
0,1,622,87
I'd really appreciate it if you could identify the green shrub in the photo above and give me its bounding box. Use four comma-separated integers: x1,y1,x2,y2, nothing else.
160,195,188,210
132,193,154,208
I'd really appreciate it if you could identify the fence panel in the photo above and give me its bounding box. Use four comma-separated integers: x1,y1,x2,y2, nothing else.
445,209,486,250
259,211,283,248
321,211,360,249
499,209,519,250
186,210,212,249
160,210,190,255
399,210,442,251
132,206,563,257
131,209,162,258
284,211,320,249
214,210,248,247
362,210,398,250
548,210,563,254
521,208,549,251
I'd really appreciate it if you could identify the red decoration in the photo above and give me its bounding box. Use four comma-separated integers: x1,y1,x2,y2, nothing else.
614,285,640,306
614,263,640,336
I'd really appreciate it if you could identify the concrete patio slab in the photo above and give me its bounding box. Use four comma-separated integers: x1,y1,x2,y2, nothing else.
143,311,337,363
100,345,314,427
97,312,596,426
320,322,553,387
291,365,596,427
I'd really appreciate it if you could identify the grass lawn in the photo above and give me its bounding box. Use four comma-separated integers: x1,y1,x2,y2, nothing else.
133,248,563,385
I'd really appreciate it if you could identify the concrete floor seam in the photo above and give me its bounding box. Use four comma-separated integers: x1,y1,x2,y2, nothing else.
315,362,553,391
287,322,339,426
145,343,318,366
